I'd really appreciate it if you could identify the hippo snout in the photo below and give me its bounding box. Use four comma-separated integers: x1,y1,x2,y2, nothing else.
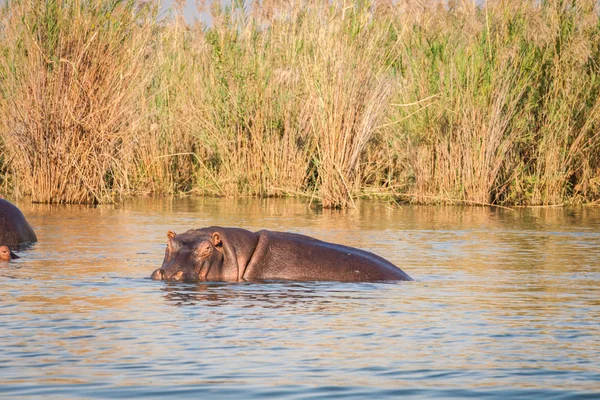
151,268,186,281
151,268,166,280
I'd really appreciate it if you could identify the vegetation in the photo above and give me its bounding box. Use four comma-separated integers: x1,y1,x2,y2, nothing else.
0,0,599,207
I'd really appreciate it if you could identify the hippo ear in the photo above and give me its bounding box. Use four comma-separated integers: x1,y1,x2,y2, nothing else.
212,232,222,247
167,230,177,239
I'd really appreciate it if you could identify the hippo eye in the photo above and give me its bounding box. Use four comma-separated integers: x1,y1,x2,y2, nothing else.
196,244,212,258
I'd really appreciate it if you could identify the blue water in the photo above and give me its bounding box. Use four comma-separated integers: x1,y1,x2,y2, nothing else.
1,198,599,398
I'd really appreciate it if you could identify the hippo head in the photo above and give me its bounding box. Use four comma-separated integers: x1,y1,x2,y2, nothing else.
151,229,225,281
0,245,18,262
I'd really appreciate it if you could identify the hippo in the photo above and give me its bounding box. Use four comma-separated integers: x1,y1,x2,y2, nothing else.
0,245,18,262
151,226,413,282
0,198,37,249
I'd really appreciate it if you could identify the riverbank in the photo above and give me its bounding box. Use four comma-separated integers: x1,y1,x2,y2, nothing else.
1,0,599,207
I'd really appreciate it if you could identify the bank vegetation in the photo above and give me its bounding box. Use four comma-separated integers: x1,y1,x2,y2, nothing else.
0,0,599,207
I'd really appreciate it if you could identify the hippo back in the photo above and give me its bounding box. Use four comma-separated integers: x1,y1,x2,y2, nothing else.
0,199,37,246
244,230,413,282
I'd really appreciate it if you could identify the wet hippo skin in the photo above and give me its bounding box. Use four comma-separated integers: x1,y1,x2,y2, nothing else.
151,226,413,282
0,198,37,247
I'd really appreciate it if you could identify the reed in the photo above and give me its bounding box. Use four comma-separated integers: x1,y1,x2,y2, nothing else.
0,0,598,206
179,1,315,198
180,1,394,207
384,0,600,205
0,0,159,203
298,2,394,208
127,16,199,195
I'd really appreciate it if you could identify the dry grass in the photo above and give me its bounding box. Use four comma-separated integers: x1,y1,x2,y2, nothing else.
0,0,599,206
0,0,158,203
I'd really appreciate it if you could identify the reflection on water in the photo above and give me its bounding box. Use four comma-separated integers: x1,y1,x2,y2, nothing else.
1,197,599,398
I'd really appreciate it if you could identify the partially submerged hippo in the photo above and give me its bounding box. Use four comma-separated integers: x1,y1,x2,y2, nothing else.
0,245,18,262
0,198,37,257
151,226,413,282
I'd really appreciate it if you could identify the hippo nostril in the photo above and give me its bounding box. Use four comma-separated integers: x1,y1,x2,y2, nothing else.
174,270,184,280
151,268,166,280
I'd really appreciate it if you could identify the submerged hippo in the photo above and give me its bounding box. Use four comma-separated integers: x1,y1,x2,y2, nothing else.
0,245,18,262
151,226,413,282
0,198,37,249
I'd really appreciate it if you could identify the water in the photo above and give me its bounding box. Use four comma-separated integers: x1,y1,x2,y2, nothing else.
1,198,599,398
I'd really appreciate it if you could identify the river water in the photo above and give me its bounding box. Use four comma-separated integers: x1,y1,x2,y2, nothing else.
1,197,599,398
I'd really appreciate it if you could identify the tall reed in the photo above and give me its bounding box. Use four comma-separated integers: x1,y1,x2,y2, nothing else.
0,0,598,207
384,0,600,205
179,1,394,207
180,1,316,198
0,0,158,203
298,2,394,208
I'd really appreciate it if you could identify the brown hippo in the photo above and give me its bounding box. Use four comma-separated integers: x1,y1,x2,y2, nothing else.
151,226,413,282
0,198,37,247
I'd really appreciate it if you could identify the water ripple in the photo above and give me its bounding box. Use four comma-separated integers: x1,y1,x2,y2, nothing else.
1,200,599,398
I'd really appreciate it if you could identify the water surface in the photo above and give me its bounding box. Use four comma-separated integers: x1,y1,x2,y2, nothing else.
1,198,599,398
